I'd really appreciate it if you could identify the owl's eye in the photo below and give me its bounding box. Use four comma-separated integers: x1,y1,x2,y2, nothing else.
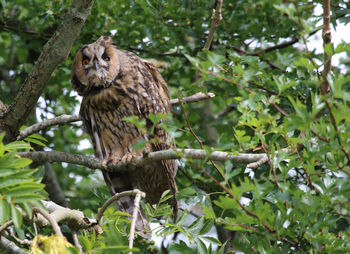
82,57,90,66
102,53,110,62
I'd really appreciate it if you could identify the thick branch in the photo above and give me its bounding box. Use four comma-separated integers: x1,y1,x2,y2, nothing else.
16,92,215,140
31,201,100,232
18,148,279,173
33,207,63,236
0,236,28,254
1,0,94,142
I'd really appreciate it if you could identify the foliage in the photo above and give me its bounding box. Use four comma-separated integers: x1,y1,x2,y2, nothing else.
2,0,350,253
0,134,46,230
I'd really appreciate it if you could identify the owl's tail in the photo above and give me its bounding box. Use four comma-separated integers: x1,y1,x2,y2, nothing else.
102,171,150,236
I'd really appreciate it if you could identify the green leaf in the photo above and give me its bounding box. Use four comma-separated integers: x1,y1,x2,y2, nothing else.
6,182,45,196
196,237,207,254
199,236,222,245
198,219,214,235
24,137,47,147
188,216,204,233
11,204,22,229
5,141,32,151
0,198,10,225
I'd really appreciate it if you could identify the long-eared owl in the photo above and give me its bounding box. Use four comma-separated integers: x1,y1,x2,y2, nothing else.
71,36,178,232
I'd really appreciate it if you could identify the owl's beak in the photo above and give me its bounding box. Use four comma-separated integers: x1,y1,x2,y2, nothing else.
93,61,100,70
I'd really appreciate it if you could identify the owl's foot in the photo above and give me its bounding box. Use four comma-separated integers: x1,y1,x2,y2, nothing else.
102,153,138,169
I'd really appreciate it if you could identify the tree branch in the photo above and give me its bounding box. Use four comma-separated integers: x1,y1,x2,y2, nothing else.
321,0,332,94
0,236,28,254
17,148,291,173
203,0,223,50
128,190,144,254
26,201,100,233
33,207,63,237
0,0,94,142
16,92,215,140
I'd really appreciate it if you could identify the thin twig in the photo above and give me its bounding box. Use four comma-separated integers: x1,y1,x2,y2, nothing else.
7,228,32,246
203,0,223,50
321,0,332,94
33,207,63,237
178,100,229,186
0,221,13,233
72,230,84,254
95,190,146,222
128,191,143,254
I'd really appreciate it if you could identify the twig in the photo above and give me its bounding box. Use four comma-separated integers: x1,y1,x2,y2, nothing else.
16,92,216,140
321,0,332,94
203,0,223,50
95,190,146,222
7,228,32,246
170,92,215,105
128,191,143,254
179,100,229,186
72,230,84,254
0,220,13,233
33,207,63,237
0,236,28,254
17,114,81,141
18,149,276,173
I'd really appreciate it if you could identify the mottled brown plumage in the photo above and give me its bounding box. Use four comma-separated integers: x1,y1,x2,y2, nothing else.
71,36,178,233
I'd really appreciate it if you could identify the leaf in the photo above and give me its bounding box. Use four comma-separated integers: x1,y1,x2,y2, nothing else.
0,178,34,190
0,198,10,225
5,141,32,151
6,182,45,196
196,237,207,254
13,194,44,203
198,219,214,235
11,204,22,229
199,236,222,245
188,216,204,233
24,137,47,147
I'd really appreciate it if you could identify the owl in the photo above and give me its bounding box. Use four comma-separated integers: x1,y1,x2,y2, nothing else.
71,36,178,232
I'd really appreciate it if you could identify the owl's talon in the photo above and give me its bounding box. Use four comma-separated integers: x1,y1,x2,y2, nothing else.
102,157,112,169
120,153,135,163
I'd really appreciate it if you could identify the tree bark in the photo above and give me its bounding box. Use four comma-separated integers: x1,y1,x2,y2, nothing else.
0,0,94,143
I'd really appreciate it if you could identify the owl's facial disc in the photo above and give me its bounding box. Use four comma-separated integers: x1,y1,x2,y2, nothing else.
82,45,111,87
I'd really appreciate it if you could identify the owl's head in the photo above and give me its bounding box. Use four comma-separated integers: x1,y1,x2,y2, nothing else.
71,36,120,96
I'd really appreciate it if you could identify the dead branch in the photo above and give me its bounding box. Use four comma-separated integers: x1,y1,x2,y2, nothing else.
16,92,215,140
0,0,94,142
33,207,63,237
25,201,100,233
128,190,144,254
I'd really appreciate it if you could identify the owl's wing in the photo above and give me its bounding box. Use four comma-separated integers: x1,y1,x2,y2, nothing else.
142,60,178,220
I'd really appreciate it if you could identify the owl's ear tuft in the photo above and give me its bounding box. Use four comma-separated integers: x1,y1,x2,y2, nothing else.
97,36,113,48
